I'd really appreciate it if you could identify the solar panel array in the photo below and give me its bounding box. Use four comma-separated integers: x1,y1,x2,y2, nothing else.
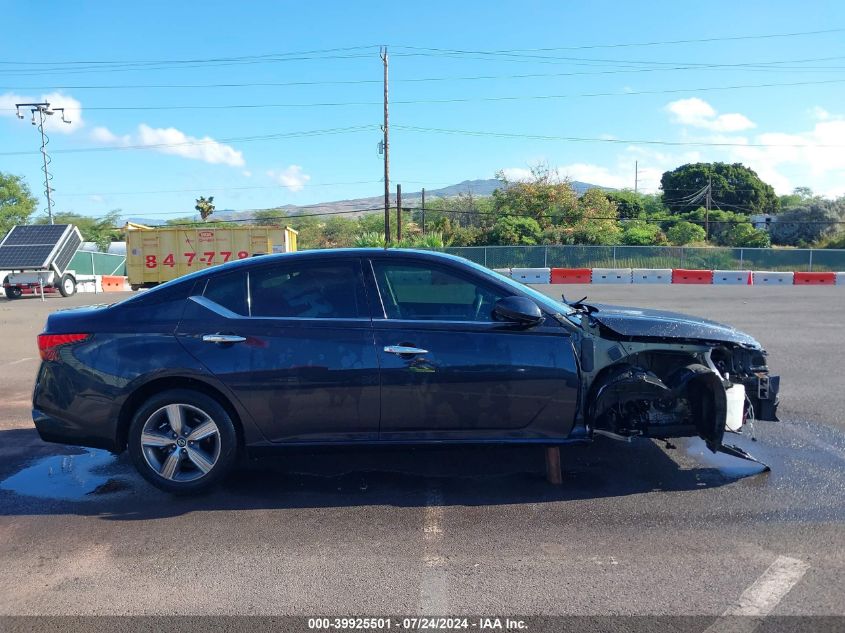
0,224,79,272
52,228,83,274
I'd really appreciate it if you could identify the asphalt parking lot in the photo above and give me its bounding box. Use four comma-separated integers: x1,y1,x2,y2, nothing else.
1,287,844,621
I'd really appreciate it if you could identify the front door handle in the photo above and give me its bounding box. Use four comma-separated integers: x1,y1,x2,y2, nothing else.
203,334,247,344
384,345,428,355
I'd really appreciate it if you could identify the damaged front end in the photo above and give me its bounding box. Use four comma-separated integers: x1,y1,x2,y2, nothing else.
574,304,780,458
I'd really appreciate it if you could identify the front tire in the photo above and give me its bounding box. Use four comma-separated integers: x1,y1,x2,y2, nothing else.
58,274,76,297
128,389,238,494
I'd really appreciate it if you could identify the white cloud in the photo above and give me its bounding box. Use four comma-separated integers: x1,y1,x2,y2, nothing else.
666,97,755,132
90,126,131,145
809,106,831,121
267,165,311,191
136,124,244,166
89,123,245,167
242,170,252,178
558,163,631,189
0,91,83,134
499,167,533,182
727,119,845,197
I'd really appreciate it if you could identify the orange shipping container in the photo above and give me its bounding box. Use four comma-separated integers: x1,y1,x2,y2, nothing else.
126,224,298,289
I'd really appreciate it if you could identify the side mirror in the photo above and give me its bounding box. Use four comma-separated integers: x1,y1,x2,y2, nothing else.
492,296,544,327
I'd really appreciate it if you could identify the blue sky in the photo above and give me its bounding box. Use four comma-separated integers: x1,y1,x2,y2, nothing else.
2,1,845,221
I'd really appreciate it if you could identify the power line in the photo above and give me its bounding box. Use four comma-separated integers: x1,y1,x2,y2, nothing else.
391,28,845,54
393,125,845,148
8,56,845,91
6,77,840,113
0,45,379,66
0,125,379,157
3,28,840,69
58,180,386,197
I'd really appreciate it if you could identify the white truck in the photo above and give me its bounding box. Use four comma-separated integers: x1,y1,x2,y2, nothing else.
0,224,83,300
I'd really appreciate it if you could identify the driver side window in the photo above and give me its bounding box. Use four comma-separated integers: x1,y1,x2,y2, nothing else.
372,261,504,322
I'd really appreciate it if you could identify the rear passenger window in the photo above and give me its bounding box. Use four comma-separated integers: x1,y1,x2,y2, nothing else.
203,271,248,316
249,262,364,318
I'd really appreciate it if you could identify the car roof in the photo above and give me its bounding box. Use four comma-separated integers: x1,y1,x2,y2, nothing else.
206,247,468,273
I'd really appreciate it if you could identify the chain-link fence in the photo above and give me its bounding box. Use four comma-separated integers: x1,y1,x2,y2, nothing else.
442,245,845,272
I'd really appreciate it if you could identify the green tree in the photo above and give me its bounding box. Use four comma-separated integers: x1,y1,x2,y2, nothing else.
0,172,38,237
605,190,665,220
778,186,820,210
490,216,542,245
769,201,844,246
194,196,215,222
492,165,579,228
666,221,706,245
321,216,358,248
661,162,779,215
621,221,666,246
37,210,124,251
727,222,771,248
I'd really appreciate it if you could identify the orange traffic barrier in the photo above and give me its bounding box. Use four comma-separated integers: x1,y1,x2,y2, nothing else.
671,269,714,284
793,272,835,285
101,275,127,292
550,267,592,284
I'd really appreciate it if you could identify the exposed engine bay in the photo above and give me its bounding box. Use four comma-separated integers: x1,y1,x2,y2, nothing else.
565,299,780,459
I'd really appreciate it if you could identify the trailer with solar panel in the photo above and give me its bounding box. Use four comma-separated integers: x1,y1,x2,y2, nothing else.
1,224,83,300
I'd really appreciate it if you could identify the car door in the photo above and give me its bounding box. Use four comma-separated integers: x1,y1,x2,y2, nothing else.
367,256,579,440
176,258,380,443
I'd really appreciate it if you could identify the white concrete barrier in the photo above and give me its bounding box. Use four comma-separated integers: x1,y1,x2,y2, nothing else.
75,274,102,294
713,270,751,285
592,268,632,284
492,268,511,278
753,271,794,285
835,272,845,286
631,268,672,284
511,267,551,284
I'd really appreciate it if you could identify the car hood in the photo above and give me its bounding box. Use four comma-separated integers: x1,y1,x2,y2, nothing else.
588,303,760,347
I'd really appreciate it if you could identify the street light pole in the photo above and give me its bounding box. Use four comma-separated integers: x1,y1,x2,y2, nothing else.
14,101,71,225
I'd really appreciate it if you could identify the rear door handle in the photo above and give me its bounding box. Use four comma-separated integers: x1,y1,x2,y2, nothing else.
203,334,247,344
384,345,428,355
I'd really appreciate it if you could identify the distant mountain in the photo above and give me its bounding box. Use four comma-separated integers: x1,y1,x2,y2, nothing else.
129,177,610,225
415,178,604,198
251,177,610,219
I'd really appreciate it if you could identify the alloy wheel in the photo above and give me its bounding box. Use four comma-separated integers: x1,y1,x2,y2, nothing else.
140,403,221,482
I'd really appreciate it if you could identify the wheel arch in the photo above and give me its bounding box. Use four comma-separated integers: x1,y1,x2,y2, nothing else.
116,376,246,453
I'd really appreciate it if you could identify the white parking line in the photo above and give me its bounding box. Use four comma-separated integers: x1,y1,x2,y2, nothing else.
419,486,448,615
4,357,34,366
704,555,809,632
725,556,809,616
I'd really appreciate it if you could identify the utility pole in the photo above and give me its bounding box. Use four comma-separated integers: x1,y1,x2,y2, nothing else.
396,184,402,242
634,160,638,194
421,188,426,234
15,102,71,224
705,173,712,242
380,46,390,246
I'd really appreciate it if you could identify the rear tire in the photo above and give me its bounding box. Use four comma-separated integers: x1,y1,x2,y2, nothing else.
128,389,238,495
58,274,76,297
3,277,21,300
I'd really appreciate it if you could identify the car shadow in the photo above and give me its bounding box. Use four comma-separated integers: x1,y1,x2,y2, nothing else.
0,427,769,521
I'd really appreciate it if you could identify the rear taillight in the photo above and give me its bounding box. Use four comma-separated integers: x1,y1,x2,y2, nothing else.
38,333,89,361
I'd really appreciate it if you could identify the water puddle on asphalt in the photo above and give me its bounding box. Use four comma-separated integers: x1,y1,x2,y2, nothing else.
0,449,127,500
682,440,769,479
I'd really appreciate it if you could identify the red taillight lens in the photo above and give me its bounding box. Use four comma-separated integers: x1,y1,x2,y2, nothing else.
38,333,89,361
